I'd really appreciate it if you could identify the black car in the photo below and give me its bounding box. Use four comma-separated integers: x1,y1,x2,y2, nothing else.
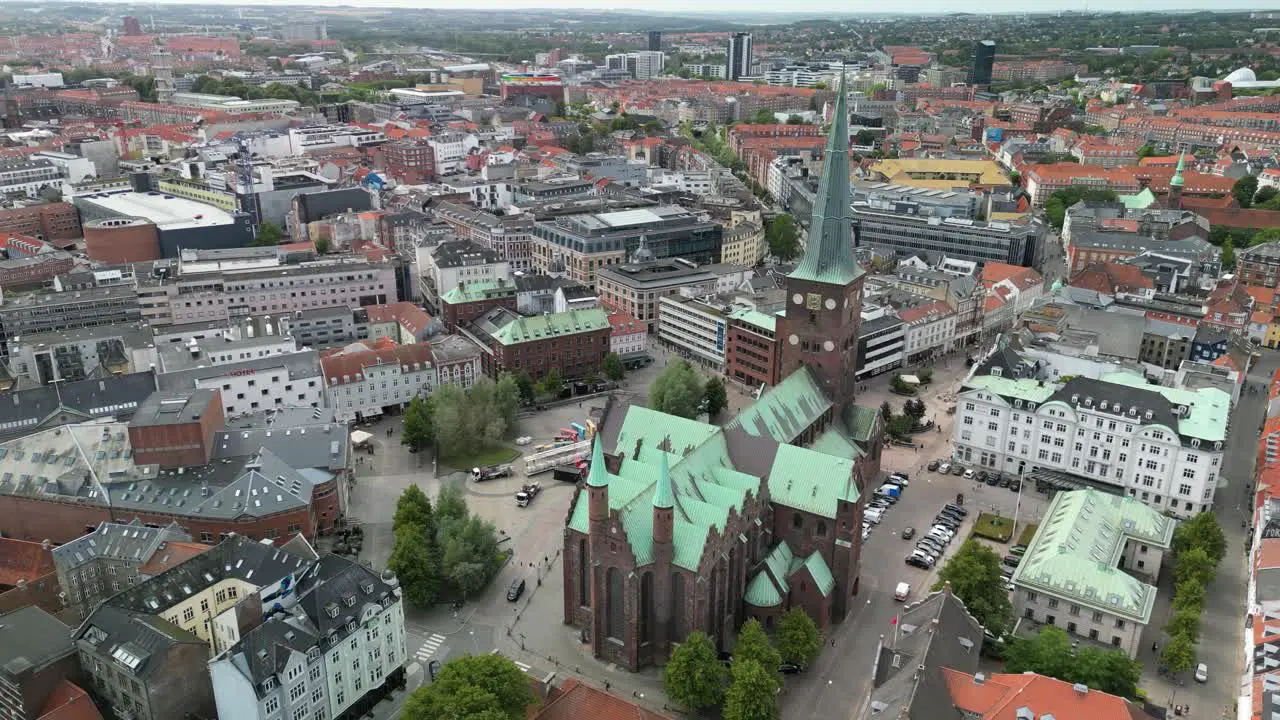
998,475,1012,488
934,517,961,530
779,663,805,675
506,578,526,601
951,465,965,476
1001,555,1021,568
927,460,940,471
975,471,989,482
917,538,944,554
943,503,968,517
936,510,964,524
902,527,916,540
985,474,1000,486
906,555,932,569
1008,480,1023,492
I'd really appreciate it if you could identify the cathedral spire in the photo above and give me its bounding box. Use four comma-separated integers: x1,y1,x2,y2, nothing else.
1171,153,1185,188
652,446,674,509
789,70,861,287
586,435,609,487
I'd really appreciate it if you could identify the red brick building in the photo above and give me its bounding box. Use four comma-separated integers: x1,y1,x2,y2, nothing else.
725,308,780,388
381,140,435,184
464,306,610,380
440,280,519,331
0,203,82,241
127,390,224,469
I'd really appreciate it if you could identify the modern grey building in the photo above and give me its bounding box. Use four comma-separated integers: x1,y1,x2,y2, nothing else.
0,606,81,720
0,371,156,439
52,521,194,619
856,306,905,380
208,554,407,720
0,286,143,361
726,32,753,81
971,40,996,85
851,198,1044,267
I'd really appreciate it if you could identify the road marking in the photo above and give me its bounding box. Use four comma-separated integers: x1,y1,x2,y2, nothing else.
414,633,445,660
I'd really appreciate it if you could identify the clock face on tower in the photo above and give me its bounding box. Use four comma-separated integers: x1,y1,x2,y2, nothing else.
806,293,821,310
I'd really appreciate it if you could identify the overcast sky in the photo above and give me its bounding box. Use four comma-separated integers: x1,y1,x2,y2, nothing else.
67,0,1265,14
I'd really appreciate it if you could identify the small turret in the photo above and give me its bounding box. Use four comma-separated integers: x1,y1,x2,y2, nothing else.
587,436,610,535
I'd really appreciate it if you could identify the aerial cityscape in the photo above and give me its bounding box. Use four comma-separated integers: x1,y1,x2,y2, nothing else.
0,4,1278,720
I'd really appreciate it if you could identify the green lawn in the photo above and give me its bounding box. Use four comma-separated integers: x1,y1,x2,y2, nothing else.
1017,522,1040,546
439,444,520,472
972,513,1014,543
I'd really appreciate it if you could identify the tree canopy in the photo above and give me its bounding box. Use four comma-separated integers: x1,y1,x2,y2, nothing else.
765,214,802,261
1233,175,1259,208
933,540,1013,635
1004,626,1142,700
776,608,822,667
703,377,728,417
649,359,704,418
401,654,535,720
663,632,727,710
603,352,625,382
732,619,781,681
722,659,781,720
401,396,434,452
430,378,520,461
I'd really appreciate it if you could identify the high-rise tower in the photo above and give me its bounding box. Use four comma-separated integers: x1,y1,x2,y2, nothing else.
726,33,753,81
971,40,996,86
648,31,661,52
151,47,175,105
775,72,864,408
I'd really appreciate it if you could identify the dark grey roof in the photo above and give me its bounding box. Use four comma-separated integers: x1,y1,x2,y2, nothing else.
0,372,156,436
155,350,322,393
213,408,349,472
1046,376,1178,431
860,313,905,336
239,616,319,687
868,589,983,720
76,604,203,679
102,534,314,617
294,188,375,225
0,606,74,679
974,342,1039,381
53,521,190,571
1194,324,1231,345
293,554,396,639
432,238,502,268
558,284,596,301
513,273,559,293
1241,241,1280,261
129,390,217,428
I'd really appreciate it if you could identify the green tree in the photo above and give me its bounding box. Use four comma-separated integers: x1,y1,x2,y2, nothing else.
776,608,822,667
751,108,776,124
1172,582,1205,613
1008,170,1021,186
1223,237,1235,269
1044,187,1119,230
703,377,728,417
649,359,704,418
1072,645,1143,699
537,368,563,398
663,632,728,711
253,221,284,246
432,384,474,457
1255,186,1279,206
434,486,503,599
880,400,893,421
918,369,933,385
1173,546,1216,588
903,398,926,420
493,374,522,436
387,522,440,606
854,129,878,146
1004,625,1076,681
722,659,780,720
765,214,801,261
732,619,781,677
394,484,436,531
1234,175,1259,208
314,236,330,255
1172,512,1226,564
401,396,434,452
401,654,536,720
603,352,626,382
933,540,1013,635
786,114,806,125
512,372,536,404
1168,606,1202,642
1160,631,1196,674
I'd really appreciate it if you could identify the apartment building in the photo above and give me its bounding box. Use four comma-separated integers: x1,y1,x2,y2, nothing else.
0,606,83,720
1011,489,1172,659
209,555,407,720
953,347,1228,518
155,347,326,418
898,300,956,364
320,343,436,422
416,238,511,312
0,285,142,362
1024,164,1144,206
595,259,719,331
0,159,63,199
52,521,205,619
607,310,648,358
1239,241,1280,289
7,322,153,385
725,307,779,387
431,202,535,274
0,202,82,241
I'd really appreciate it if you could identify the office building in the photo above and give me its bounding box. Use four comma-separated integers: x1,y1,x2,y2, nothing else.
0,203,82,242
208,554,407,720
1011,489,1172,659
155,346,326,418
462,306,609,380
851,201,1044,267
656,295,728,369
73,189,255,258
605,51,666,80
417,238,512,313
595,259,719,331
725,307,780,388
648,31,661,52
172,92,299,116
971,40,996,86
533,207,723,288
856,305,905,380
6,322,152,385
0,159,63,199
0,606,84,720
726,33,753,81
954,344,1228,518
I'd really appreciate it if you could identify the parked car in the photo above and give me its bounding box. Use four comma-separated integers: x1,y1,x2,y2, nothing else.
927,460,940,471
934,518,960,531
507,578,526,601
902,527,916,540
779,663,805,675
998,475,1012,488
1001,555,1021,568
1010,545,1028,556
986,474,1001,486
894,582,911,601
944,503,969,517
906,555,932,570
938,507,964,520
892,471,910,481
975,471,989,482
917,536,944,551
864,508,885,525
909,550,936,567
938,462,952,473
914,545,941,561
963,469,975,479
930,524,955,539
1195,663,1208,683
951,465,965,476
886,475,910,488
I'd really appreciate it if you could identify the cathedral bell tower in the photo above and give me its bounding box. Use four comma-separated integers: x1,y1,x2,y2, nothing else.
776,71,864,408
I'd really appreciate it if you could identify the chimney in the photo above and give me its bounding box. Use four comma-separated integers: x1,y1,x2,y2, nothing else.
974,672,985,685
1072,683,1088,695
41,538,51,551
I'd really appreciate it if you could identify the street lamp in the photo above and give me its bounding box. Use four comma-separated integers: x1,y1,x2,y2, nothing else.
1011,467,1026,543
469,629,478,655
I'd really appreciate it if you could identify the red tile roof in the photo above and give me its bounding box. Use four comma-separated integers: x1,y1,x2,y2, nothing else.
531,679,671,720
607,311,645,337
1068,263,1153,295
38,681,103,720
365,302,433,337
320,343,434,385
0,537,54,587
138,542,210,576
981,262,1043,291
945,669,1153,720
898,300,955,324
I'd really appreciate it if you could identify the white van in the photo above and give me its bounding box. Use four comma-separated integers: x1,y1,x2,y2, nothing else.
894,582,911,601
864,507,885,525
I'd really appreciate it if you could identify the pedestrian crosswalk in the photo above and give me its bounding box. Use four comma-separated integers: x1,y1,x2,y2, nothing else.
414,633,445,662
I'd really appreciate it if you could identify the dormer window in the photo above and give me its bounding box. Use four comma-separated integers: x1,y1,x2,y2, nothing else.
1129,406,1137,416
991,367,1003,377
1071,394,1079,404
343,595,356,608
1100,401,1108,411
1144,410,1153,420
1085,397,1093,407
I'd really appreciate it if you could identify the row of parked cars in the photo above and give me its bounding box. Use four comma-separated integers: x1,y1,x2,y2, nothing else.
928,460,1023,492
904,502,968,569
862,472,910,542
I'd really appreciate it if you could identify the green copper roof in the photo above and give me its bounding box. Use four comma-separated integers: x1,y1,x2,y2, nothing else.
801,551,835,597
440,280,515,304
727,307,777,334
963,374,1058,404
743,541,834,607
1170,153,1185,187
586,436,608,487
789,71,862,287
811,427,862,461
843,404,879,446
727,366,832,443
1118,187,1157,210
1098,371,1230,442
489,307,609,345
767,443,858,519
652,448,674,509
1011,489,1173,624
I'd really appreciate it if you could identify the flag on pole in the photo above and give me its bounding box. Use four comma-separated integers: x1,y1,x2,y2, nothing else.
890,615,898,625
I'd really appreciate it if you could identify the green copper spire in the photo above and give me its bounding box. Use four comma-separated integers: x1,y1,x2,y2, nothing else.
652,447,674,509
586,436,609,488
1171,153,1185,188
789,71,862,287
